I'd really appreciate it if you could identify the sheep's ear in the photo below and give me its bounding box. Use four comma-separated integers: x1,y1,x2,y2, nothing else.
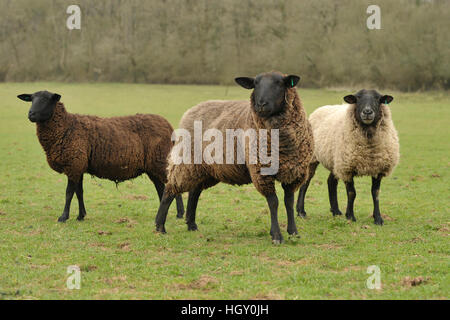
380,95,393,105
344,95,357,104
17,94,32,102
52,93,61,102
283,75,300,88
235,77,255,89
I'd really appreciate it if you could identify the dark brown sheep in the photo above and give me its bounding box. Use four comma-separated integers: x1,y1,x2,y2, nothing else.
17,91,184,222
154,72,314,244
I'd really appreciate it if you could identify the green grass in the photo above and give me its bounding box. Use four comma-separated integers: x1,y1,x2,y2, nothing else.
0,83,448,299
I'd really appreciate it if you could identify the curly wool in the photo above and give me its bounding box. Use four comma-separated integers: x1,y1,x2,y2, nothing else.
309,103,399,182
36,102,175,184
165,86,314,196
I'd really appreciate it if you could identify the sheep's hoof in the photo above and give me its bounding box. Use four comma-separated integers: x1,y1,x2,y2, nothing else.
374,218,384,226
57,215,68,223
297,211,307,218
331,209,343,216
345,214,356,222
155,224,167,234
77,215,85,221
176,214,184,219
287,226,299,236
288,231,300,239
187,223,198,231
271,232,284,245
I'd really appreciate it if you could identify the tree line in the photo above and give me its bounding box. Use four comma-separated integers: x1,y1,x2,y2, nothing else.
1,0,449,91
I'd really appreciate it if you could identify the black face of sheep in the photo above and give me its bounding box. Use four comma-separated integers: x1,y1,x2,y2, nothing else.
18,91,61,123
344,90,393,126
235,72,300,118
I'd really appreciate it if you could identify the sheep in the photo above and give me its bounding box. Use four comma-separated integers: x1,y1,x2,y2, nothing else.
17,91,184,222
154,71,314,244
296,89,399,225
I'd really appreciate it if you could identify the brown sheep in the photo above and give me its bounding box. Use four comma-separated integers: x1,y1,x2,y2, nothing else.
17,91,184,222
154,71,314,244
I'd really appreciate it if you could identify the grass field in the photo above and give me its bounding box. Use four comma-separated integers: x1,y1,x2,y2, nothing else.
0,83,448,299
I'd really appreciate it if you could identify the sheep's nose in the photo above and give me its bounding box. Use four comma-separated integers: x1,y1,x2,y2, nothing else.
28,111,37,122
363,108,373,115
257,101,268,110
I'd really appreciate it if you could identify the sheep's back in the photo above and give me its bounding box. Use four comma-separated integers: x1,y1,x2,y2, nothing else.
170,100,253,187
179,100,251,132
309,104,348,172
310,104,400,181
81,114,173,182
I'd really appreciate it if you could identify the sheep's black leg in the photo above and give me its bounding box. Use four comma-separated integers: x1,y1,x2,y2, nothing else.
186,186,203,231
151,178,165,201
296,162,318,217
150,176,184,219
372,175,384,225
58,178,77,222
75,175,87,221
344,178,357,222
282,184,299,237
328,173,343,216
155,190,175,233
296,182,310,218
266,193,283,244
175,195,185,219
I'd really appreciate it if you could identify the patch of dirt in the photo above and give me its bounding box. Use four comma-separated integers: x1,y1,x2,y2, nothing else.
342,265,364,272
176,275,219,291
382,214,395,221
104,276,127,284
97,230,112,236
98,288,120,295
30,264,49,270
430,173,441,178
402,276,429,287
437,224,449,236
115,217,130,224
258,253,312,267
0,210,6,216
313,243,343,250
114,217,137,228
122,194,149,201
250,292,284,300
118,242,131,251
276,258,311,267
89,242,110,251
80,265,97,272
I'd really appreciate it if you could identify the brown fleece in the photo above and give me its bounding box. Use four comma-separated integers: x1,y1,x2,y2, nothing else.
36,102,174,185
165,85,314,196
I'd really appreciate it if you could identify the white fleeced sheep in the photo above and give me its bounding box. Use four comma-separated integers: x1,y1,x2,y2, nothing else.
296,89,399,225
